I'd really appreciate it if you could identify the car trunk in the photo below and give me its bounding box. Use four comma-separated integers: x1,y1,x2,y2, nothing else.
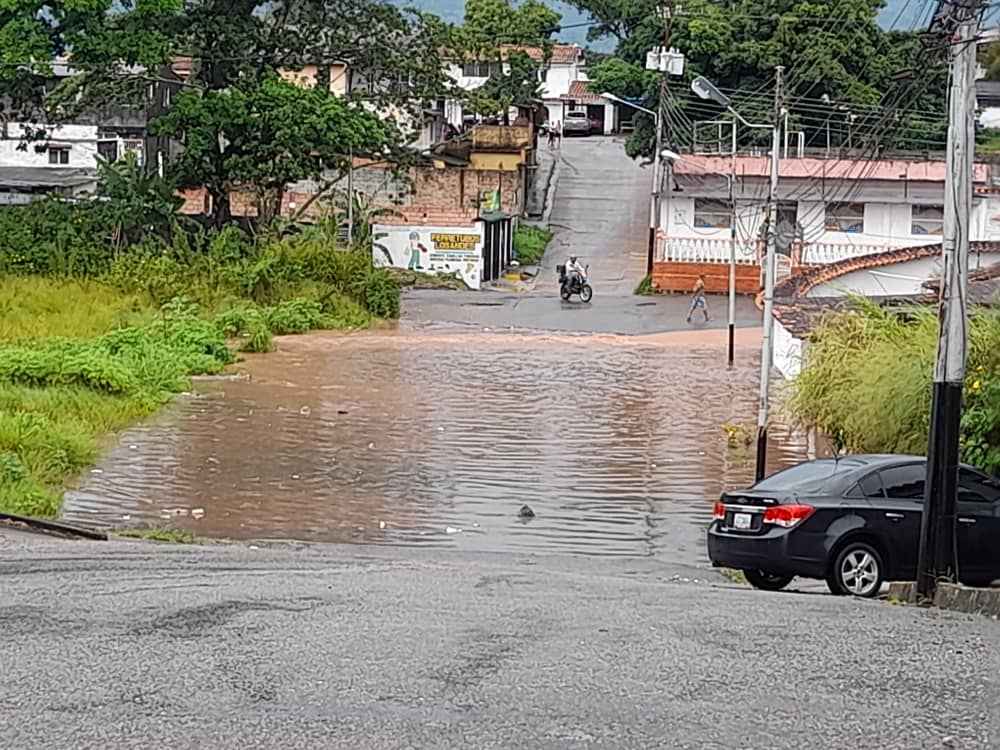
719,490,783,536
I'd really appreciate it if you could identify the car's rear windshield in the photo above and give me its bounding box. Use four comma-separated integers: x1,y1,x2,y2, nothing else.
752,459,864,493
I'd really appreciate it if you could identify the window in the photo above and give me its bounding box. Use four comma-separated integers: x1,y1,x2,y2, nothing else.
879,464,926,500
825,202,865,233
48,148,69,165
853,473,885,499
911,205,944,236
958,468,1000,504
693,199,731,229
461,61,501,78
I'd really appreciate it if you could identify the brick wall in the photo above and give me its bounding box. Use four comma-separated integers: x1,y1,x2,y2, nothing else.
178,164,521,229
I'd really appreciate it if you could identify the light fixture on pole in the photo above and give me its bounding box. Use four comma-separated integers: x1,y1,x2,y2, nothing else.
690,76,771,368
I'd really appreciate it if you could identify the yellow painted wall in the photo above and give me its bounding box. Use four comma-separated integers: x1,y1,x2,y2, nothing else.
469,152,522,171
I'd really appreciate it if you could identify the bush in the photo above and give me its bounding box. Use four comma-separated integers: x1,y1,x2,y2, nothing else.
355,270,401,319
513,224,553,266
788,301,1000,475
0,199,114,277
263,298,328,335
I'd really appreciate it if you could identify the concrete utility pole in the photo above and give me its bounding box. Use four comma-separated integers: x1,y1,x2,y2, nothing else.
916,0,982,598
754,65,784,482
727,120,737,366
647,3,675,278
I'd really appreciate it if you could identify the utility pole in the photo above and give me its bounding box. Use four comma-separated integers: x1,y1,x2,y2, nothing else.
916,0,982,598
754,65,783,482
647,3,675,277
727,119,737,366
347,146,355,246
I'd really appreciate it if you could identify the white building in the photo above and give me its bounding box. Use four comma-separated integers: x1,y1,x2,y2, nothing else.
442,44,586,129
771,243,1000,379
656,155,1000,286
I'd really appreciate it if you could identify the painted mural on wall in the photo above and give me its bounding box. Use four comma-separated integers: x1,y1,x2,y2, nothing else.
373,225,483,289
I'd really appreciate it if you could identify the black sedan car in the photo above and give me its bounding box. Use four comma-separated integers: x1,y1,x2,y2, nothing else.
707,455,1000,597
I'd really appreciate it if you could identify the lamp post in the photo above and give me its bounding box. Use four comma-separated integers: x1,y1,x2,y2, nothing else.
690,77,773,368
601,93,664,277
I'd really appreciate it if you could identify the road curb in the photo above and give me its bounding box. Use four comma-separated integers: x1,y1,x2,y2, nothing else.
0,511,108,541
887,580,1000,618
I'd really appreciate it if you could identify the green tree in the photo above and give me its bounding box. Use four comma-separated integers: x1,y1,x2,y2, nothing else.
50,0,457,227
568,0,948,158
462,0,561,49
152,74,398,227
97,151,184,249
470,50,543,122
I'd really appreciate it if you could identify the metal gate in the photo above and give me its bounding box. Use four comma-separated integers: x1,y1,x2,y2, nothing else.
479,215,512,283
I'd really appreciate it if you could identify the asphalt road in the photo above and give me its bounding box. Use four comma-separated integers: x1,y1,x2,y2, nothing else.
535,136,651,297
402,290,761,335
1,529,998,750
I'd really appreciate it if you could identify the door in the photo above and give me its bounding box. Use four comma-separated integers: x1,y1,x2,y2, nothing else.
875,463,926,579
956,468,1000,585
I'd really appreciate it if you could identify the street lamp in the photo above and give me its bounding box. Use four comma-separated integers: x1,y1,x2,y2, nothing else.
601,92,664,277
691,72,783,480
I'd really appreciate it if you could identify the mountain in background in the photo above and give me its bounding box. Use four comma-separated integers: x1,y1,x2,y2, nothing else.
398,0,964,53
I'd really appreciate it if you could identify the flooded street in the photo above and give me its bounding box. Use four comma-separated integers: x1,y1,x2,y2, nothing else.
64,138,807,563
64,326,806,563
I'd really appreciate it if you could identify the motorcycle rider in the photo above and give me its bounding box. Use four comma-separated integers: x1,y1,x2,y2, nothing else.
563,255,586,291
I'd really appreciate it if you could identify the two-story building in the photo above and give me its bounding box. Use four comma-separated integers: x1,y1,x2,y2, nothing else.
442,44,589,130
0,57,181,203
652,154,998,293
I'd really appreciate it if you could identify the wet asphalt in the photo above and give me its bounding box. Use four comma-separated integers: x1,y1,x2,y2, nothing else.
3,137,998,749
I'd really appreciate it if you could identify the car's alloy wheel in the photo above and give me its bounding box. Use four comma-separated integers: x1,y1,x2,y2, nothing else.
829,542,884,597
743,569,794,592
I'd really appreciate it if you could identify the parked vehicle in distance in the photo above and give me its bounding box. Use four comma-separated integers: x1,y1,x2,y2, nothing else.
589,116,604,134
707,455,1000,597
562,111,591,136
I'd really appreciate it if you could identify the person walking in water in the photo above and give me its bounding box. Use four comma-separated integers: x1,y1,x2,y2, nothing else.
686,274,710,323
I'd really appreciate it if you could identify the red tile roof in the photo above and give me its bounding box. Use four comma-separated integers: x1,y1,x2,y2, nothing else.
497,44,582,65
674,155,989,183
560,80,603,103
774,241,1000,299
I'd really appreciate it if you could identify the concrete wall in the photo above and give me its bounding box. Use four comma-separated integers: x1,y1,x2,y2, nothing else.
774,321,805,380
806,250,1000,297
1,122,100,168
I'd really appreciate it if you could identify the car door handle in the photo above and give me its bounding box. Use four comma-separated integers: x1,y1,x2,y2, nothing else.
958,517,977,525
885,512,905,520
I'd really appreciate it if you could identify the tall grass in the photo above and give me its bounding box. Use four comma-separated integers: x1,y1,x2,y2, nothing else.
513,224,553,266
788,300,1000,474
0,276,154,343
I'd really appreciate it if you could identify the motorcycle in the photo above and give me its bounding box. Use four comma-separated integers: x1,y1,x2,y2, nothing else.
557,264,593,303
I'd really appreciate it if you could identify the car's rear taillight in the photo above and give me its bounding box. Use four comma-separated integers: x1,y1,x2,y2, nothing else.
712,500,725,520
762,504,815,529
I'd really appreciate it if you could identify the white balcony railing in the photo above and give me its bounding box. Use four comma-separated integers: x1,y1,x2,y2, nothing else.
799,242,899,265
661,235,925,267
660,236,758,264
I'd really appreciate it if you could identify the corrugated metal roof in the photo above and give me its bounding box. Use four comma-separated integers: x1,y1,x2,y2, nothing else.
0,167,97,189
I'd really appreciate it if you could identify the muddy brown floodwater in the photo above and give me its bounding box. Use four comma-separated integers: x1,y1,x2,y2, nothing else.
63,328,807,564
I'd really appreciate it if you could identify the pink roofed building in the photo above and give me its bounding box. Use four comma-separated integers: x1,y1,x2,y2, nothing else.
651,154,1000,294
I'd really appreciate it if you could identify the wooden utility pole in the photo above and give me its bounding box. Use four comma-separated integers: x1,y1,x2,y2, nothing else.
916,0,982,598
754,65,784,482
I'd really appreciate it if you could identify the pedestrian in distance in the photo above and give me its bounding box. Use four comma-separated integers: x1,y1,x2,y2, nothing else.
686,274,710,323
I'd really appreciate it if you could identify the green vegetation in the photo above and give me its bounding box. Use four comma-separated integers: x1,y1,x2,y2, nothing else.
788,301,1000,475
513,224,553,266
977,128,1000,155
0,194,402,520
113,526,199,544
718,568,748,585
386,268,470,290
634,275,654,296
576,0,950,158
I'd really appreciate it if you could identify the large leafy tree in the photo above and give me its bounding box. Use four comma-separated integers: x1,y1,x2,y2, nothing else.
574,0,948,157
461,0,561,49
46,0,457,227
153,74,398,225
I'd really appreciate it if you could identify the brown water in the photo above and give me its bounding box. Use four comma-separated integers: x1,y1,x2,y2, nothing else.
63,328,807,562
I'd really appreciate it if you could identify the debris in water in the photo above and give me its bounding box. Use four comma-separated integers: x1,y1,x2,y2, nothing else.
518,505,535,519
91,468,103,475
191,508,205,519
446,526,461,534
368,442,375,449
291,474,300,480
121,514,131,521
338,409,349,415
379,520,386,529
300,406,311,416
